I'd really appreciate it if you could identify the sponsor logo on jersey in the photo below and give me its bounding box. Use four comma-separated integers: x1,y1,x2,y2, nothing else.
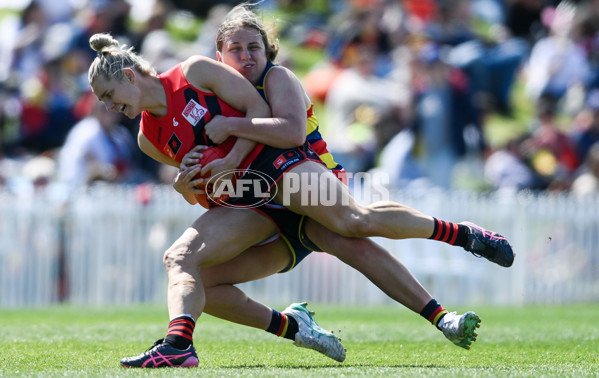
273,151,300,170
182,99,207,126
273,155,287,169
164,133,182,158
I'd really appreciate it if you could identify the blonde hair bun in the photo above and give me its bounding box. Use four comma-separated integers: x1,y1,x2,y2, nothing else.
89,33,119,53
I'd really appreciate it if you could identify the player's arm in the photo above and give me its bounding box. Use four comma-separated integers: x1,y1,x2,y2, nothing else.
205,67,307,148
182,56,271,119
199,137,256,177
231,66,307,147
182,56,267,168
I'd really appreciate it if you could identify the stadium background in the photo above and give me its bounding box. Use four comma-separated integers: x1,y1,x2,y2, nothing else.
0,0,598,307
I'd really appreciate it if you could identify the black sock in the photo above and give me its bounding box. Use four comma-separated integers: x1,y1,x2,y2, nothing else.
164,315,195,350
265,309,299,341
428,217,469,248
419,299,448,328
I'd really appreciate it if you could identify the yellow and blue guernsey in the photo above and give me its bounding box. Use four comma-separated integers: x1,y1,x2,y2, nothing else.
256,62,345,181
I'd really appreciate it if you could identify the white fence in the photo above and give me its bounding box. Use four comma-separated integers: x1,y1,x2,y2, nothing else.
1,185,598,307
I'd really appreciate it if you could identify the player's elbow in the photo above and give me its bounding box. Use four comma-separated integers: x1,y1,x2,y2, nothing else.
285,121,307,147
269,125,306,148
290,131,306,147
275,132,305,149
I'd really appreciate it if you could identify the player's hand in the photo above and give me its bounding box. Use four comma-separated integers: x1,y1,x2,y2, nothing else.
180,145,209,171
173,165,206,196
200,153,236,178
201,154,237,192
205,115,231,144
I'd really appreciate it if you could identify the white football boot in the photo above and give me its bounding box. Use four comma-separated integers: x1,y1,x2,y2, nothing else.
282,302,346,362
438,311,481,350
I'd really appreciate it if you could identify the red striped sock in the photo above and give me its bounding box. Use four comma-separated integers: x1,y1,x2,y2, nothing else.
428,218,469,247
164,315,195,350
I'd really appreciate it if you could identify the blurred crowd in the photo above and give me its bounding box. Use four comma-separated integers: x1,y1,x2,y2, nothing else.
1,0,599,199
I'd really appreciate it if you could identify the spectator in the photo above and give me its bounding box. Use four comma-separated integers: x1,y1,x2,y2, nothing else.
325,43,408,173
135,0,180,73
445,0,529,116
190,3,231,59
5,1,48,85
420,0,474,46
574,0,599,90
1,0,596,197
373,123,430,190
1,152,58,199
571,89,599,163
409,42,482,189
305,0,405,103
505,0,545,45
484,135,540,193
524,1,591,101
36,0,77,24
18,56,77,153
21,153,56,193
520,93,580,190
571,142,599,196
325,1,395,71
68,0,135,64
58,94,135,188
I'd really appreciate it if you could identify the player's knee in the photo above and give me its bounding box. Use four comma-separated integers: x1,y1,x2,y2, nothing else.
163,242,195,272
333,212,370,238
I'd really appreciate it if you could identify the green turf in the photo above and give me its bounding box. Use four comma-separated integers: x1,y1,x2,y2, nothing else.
1,304,597,377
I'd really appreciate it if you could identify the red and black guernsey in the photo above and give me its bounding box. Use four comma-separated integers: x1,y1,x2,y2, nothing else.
140,63,263,168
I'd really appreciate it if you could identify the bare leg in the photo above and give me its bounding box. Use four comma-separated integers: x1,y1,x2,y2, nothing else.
199,216,434,322
201,239,290,329
120,207,282,368
201,238,347,362
304,219,432,313
303,218,482,350
276,162,514,268
164,206,276,320
275,161,435,239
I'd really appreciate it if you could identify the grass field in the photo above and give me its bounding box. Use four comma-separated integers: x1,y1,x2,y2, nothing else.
1,304,598,377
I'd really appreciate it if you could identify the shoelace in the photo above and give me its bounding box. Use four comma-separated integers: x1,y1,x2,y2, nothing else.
144,339,165,354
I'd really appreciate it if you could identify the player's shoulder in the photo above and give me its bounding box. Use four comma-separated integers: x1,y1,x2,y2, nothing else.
181,56,230,90
266,64,297,81
264,64,307,102
264,64,302,91
182,56,239,83
181,55,216,73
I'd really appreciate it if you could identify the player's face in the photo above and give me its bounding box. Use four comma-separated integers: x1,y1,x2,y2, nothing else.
91,70,140,119
218,27,268,86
